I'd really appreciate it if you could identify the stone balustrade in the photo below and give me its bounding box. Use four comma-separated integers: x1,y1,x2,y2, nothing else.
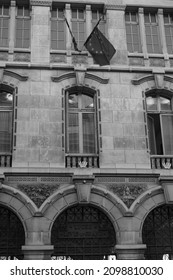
66,155,99,168
151,156,173,169
0,154,12,167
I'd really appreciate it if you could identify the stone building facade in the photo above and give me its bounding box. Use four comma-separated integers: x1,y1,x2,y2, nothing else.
1,0,173,260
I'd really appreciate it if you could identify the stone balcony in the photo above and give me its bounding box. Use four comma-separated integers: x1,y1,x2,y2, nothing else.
66,154,99,168
151,155,173,169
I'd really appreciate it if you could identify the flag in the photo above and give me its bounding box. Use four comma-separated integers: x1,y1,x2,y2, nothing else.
84,27,116,66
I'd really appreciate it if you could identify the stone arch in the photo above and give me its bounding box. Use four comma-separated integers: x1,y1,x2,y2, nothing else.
41,184,127,244
132,185,165,240
0,183,37,234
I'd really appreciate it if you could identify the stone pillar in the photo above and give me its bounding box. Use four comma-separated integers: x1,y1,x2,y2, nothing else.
106,4,128,65
9,0,16,60
65,4,72,63
115,244,146,260
86,5,92,37
30,0,52,64
138,8,149,67
22,245,54,260
158,9,169,67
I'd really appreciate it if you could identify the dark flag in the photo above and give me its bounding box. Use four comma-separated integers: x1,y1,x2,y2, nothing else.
84,27,116,66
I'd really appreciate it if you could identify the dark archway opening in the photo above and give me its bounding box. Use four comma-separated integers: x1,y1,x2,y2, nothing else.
51,205,116,260
142,204,173,260
0,206,25,260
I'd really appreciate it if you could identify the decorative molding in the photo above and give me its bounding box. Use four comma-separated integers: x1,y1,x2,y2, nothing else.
18,184,59,208
85,73,109,84
13,53,30,62
76,183,91,203
131,75,154,85
51,72,76,82
51,71,109,85
108,184,147,208
164,75,173,83
0,52,8,61
30,0,52,6
105,5,126,11
4,70,28,81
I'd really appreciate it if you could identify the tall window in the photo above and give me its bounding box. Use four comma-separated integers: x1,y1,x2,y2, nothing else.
66,90,97,154
144,12,162,53
146,92,173,155
125,11,142,53
51,6,66,50
71,8,86,50
164,13,173,54
15,6,30,48
0,5,9,47
0,91,13,153
92,9,105,35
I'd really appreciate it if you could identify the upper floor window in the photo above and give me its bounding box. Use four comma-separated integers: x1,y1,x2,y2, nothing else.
92,9,105,35
125,11,142,53
71,8,86,50
15,6,30,48
66,90,97,154
0,5,9,48
0,90,13,153
51,6,66,50
164,13,173,54
144,12,162,53
146,92,173,155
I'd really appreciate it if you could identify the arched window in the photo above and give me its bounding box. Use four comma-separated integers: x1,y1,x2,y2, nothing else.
146,92,173,155
65,88,99,168
0,90,13,154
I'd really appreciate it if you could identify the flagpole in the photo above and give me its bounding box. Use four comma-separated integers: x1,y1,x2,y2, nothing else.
63,14,81,52
83,15,104,47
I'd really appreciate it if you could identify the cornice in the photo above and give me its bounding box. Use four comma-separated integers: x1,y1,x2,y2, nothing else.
30,0,52,6
105,4,126,11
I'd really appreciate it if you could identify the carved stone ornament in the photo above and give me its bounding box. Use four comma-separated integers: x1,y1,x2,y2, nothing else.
18,184,59,208
108,184,147,208
30,0,52,6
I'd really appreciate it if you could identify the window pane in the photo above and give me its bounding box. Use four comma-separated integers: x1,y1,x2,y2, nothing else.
83,113,95,153
68,113,79,153
72,10,77,19
81,95,94,109
146,96,157,111
160,97,171,111
161,115,173,154
68,94,78,108
78,10,84,20
0,111,12,152
147,115,157,154
164,14,169,24
144,14,150,23
0,92,13,106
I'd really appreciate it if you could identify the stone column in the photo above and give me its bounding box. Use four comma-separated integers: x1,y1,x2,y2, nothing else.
158,9,169,67
115,244,146,260
105,5,128,65
22,245,54,260
9,0,16,61
30,0,52,64
86,5,92,37
65,4,72,63
138,8,149,67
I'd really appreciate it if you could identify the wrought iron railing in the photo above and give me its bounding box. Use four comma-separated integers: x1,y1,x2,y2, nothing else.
150,155,173,169
0,154,12,167
66,154,99,168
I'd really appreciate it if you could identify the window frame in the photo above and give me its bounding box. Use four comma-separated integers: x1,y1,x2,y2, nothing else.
0,90,14,155
125,11,142,53
144,12,162,54
146,93,173,155
15,5,31,49
65,89,98,155
164,13,173,54
0,5,10,48
51,6,66,50
71,7,86,51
